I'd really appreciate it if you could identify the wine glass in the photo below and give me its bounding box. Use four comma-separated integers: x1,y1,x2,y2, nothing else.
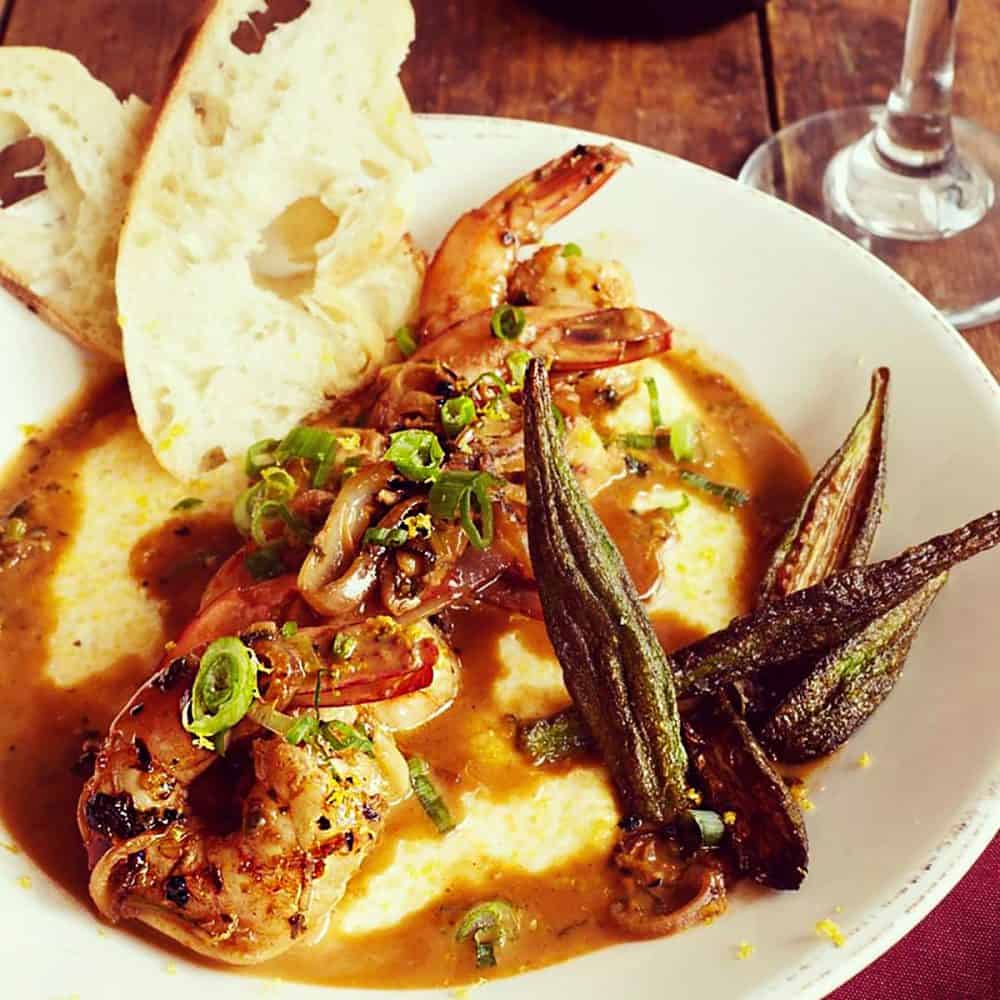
739,0,1000,330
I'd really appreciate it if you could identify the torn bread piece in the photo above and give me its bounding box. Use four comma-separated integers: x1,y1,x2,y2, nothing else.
0,48,148,360
117,0,430,480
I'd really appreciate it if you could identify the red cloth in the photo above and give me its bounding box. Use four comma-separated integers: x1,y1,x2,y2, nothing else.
830,834,1000,999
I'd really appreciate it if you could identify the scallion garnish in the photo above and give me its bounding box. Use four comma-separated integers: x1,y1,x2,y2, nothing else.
281,621,299,638
363,525,409,549
645,377,663,429
172,497,204,512
249,499,306,547
490,304,526,341
679,470,749,508
245,438,279,478
384,429,445,483
561,242,583,258
183,637,259,746
276,426,337,477
428,470,501,550
244,543,285,580
455,900,520,968
395,324,418,358
679,808,726,849
324,719,374,755
506,350,532,388
408,756,455,833
669,414,699,463
332,632,357,661
441,396,476,436
285,713,321,746
619,431,659,450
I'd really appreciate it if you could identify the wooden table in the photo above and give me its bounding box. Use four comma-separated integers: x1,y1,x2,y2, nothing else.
2,0,998,379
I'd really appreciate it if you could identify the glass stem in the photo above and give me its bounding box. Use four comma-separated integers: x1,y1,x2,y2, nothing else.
875,0,960,170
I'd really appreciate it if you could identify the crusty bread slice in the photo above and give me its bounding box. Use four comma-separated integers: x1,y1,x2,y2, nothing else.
117,0,429,480
0,48,148,360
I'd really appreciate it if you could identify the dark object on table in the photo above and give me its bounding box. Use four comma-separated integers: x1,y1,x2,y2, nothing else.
531,0,764,37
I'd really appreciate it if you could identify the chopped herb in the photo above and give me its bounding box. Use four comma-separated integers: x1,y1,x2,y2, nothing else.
408,756,455,833
644,377,663,428
394,325,418,358
429,470,502,549
244,543,285,581
363,525,409,549
490,304,526,341
332,633,357,661
281,621,299,638
561,242,583,258
679,471,749,508
385,430,445,483
244,438,279,478
620,431,659,450
182,637,260,747
506,350,532,388
323,719,374,755
441,396,476,436
456,900,520,968
172,497,204,512
669,414,699,463
285,714,321,746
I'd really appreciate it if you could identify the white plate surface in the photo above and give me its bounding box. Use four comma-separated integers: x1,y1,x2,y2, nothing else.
1,115,998,1000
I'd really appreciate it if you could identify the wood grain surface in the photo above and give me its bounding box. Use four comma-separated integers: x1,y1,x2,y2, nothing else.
1,0,997,375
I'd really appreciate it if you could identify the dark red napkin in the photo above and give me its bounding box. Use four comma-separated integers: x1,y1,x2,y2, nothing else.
830,834,999,999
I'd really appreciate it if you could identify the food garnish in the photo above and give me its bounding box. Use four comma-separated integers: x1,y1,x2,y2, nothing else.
523,359,688,823
516,708,593,766
678,471,749,508
408,756,456,833
455,900,520,967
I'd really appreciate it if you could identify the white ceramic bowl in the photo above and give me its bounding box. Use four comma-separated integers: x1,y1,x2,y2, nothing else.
1,116,997,1000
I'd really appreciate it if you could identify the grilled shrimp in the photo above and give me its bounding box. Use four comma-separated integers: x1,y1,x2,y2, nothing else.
509,244,636,310
418,144,629,340
79,616,456,964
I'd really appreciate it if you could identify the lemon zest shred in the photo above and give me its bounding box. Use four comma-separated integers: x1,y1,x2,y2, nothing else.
737,941,755,960
815,918,845,947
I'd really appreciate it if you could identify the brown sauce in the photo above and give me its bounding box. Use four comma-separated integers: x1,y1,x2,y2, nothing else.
0,351,812,988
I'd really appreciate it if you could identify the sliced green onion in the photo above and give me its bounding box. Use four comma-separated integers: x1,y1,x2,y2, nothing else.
394,324,418,358
312,448,338,489
4,517,27,542
172,497,204,512
244,543,285,581
669,414,699,463
441,396,476,436
645,377,663,429
490,304,526,341
408,756,455,833
323,720,374,756
285,713,321,746
245,438,280,478
561,242,583,258
332,632,358,661
455,900,520,968
260,465,297,500
363,525,409,549
250,499,305,547
470,372,510,399
281,621,299,638
275,425,335,462
429,471,500,550
619,431,658,450
655,491,690,515
679,808,726,848
183,637,259,744
679,470,749,508
385,429,445,483
506,350,532,388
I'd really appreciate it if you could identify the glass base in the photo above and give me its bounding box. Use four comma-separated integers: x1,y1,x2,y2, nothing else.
739,106,1000,330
